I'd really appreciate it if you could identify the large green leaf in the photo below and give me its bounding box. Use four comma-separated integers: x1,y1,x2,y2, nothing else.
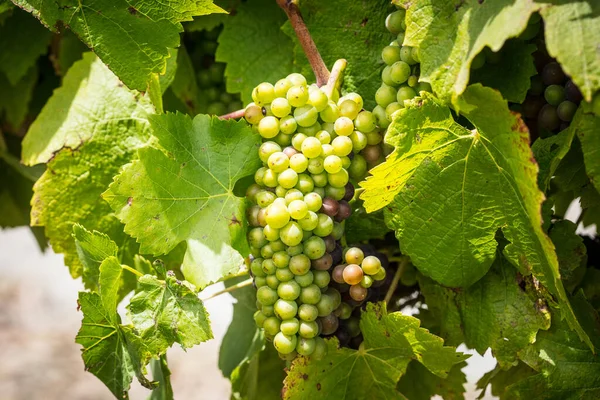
127,272,213,351
540,0,600,101
399,0,540,103
419,252,551,368
76,257,153,399
505,293,600,399
149,355,174,400
0,66,38,131
231,342,285,400
360,86,591,349
283,303,468,400
549,220,587,284
73,223,119,290
216,0,294,104
285,0,392,109
574,104,600,193
397,361,467,400
24,53,153,277
13,0,224,91
0,8,51,85
104,114,261,288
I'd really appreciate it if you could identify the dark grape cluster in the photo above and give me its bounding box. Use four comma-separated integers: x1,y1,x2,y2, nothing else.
187,28,243,115
243,73,391,359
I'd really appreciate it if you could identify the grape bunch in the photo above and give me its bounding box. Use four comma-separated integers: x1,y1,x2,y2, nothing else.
371,7,432,141
243,72,390,359
186,27,243,115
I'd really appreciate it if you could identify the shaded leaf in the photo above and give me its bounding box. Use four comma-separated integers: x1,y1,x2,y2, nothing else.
73,223,119,290
397,360,467,400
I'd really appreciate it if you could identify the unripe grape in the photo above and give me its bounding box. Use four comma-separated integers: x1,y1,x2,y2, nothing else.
320,101,340,122
319,314,339,335
316,293,336,316
304,192,323,212
328,169,349,188
254,310,267,327
298,210,319,231
278,168,299,189
294,105,319,127
375,84,397,107
274,332,297,354
287,72,307,86
292,134,307,151
382,45,401,65
338,99,360,120
261,258,276,274
313,270,331,288
331,136,353,156
268,151,289,172
397,86,417,104
245,104,264,124
258,116,280,139
248,227,267,248
294,270,314,287
299,320,319,339
307,157,325,174
304,236,326,260
263,316,281,336
259,141,281,163
257,286,278,306
275,299,298,320
280,318,300,336
295,174,315,194
252,82,275,105
557,101,577,122
312,172,328,188
299,284,322,305
289,153,308,173
311,337,328,360
544,84,566,106
301,137,322,158
277,280,301,300
400,46,416,65
372,105,390,129
298,304,319,322
276,267,294,282
265,202,290,229
275,78,293,97
271,97,292,117
287,85,309,107
348,154,368,180
386,102,403,120
279,115,297,134
334,116,354,136
308,88,329,112
325,185,346,201
386,10,405,34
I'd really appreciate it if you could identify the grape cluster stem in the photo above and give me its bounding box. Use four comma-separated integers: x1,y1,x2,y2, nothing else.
384,257,409,305
200,277,254,301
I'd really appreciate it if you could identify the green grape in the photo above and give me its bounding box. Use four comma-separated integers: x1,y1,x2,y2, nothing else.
294,105,319,127
313,187,325,198
295,174,315,194
298,320,319,339
298,122,322,136
267,151,289,172
386,102,403,119
299,284,322,305
265,202,290,229
273,332,297,354
296,338,316,356
328,169,349,188
386,10,406,34
246,184,262,203
252,82,276,105
278,168,299,189
273,251,290,268
274,78,293,97
313,270,331,289
287,85,309,107
320,101,340,122
254,167,266,186
416,82,432,93
256,191,276,208
287,72,307,86
288,199,308,220
263,316,281,336
315,131,330,145
280,221,303,246
304,236,326,260
275,185,287,198
400,46,416,65
271,97,292,118
301,137,322,158
277,280,301,300
263,224,280,242
289,153,309,173
372,105,390,129
275,299,298,320
287,244,304,256
334,116,354,136
331,221,345,240
251,258,266,277
308,87,329,112
289,254,311,275
291,133,307,151
325,185,345,201
390,61,411,85
275,267,294,282
338,99,360,120
261,258,276,274
545,84,566,106
411,47,420,62
312,172,328,188
316,293,336,316
298,304,319,321
259,141,281,163
266,274,280,290
341,156,351,169
382,66,395,88
373,266,386,281
345,247,365,264
375,84,397,107
382,45,402,65
407,75,418,87
313,214,334,237
258,116,280,139
311,337,328,360
344,93,364,109
557,100,577,122
257,286,278,306
366,131,383,146
307,157,325,174
254,310,267,328
255,276,267,288
349,131,368,152
298,211,319,231
279,115,298,134
348,154,368,180
354,111,376,133
294,270,314,287
397,86,417,104
245,104,264,125
247,227,267,248
285,189,304,204
280,318,300,336
334,303,353,320
323,155,343,174
331,136,353,157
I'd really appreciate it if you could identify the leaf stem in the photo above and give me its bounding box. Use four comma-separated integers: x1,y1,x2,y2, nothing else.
276,0,330,86
200,277,254,301
122,264,144,278
384,257,409,305
219,109,245,120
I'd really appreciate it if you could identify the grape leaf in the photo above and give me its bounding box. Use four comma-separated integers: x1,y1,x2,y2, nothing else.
76,256,154,399
397,361,467,400
185,0,240,32
549,220,587,283
531,117,578,191
476,362,537,399
0,8,51,85
470,40,537,104
540,0,600,101
149,355,174,400
24,53,153,277
505,293,600,399
73,223,119,290
127,272,212,352
573,104,600,194
13,0,224,91
0,66,38,131
283,303,468,400
285,0,392,110
169,46,202,114
400,0,540,103
231,342,285,400
360,86,591,349
216,0,294,104
419,251,551,368
52,31,88,77
103,114,261,288
344,208,387,244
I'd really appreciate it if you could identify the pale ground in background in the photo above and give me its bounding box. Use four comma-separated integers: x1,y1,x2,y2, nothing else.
0,201,593,399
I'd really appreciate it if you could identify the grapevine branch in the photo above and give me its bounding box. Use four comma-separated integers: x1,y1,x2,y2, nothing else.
276,0,330,86
219,109,246,120
384,257,409,305
201,278,253,301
